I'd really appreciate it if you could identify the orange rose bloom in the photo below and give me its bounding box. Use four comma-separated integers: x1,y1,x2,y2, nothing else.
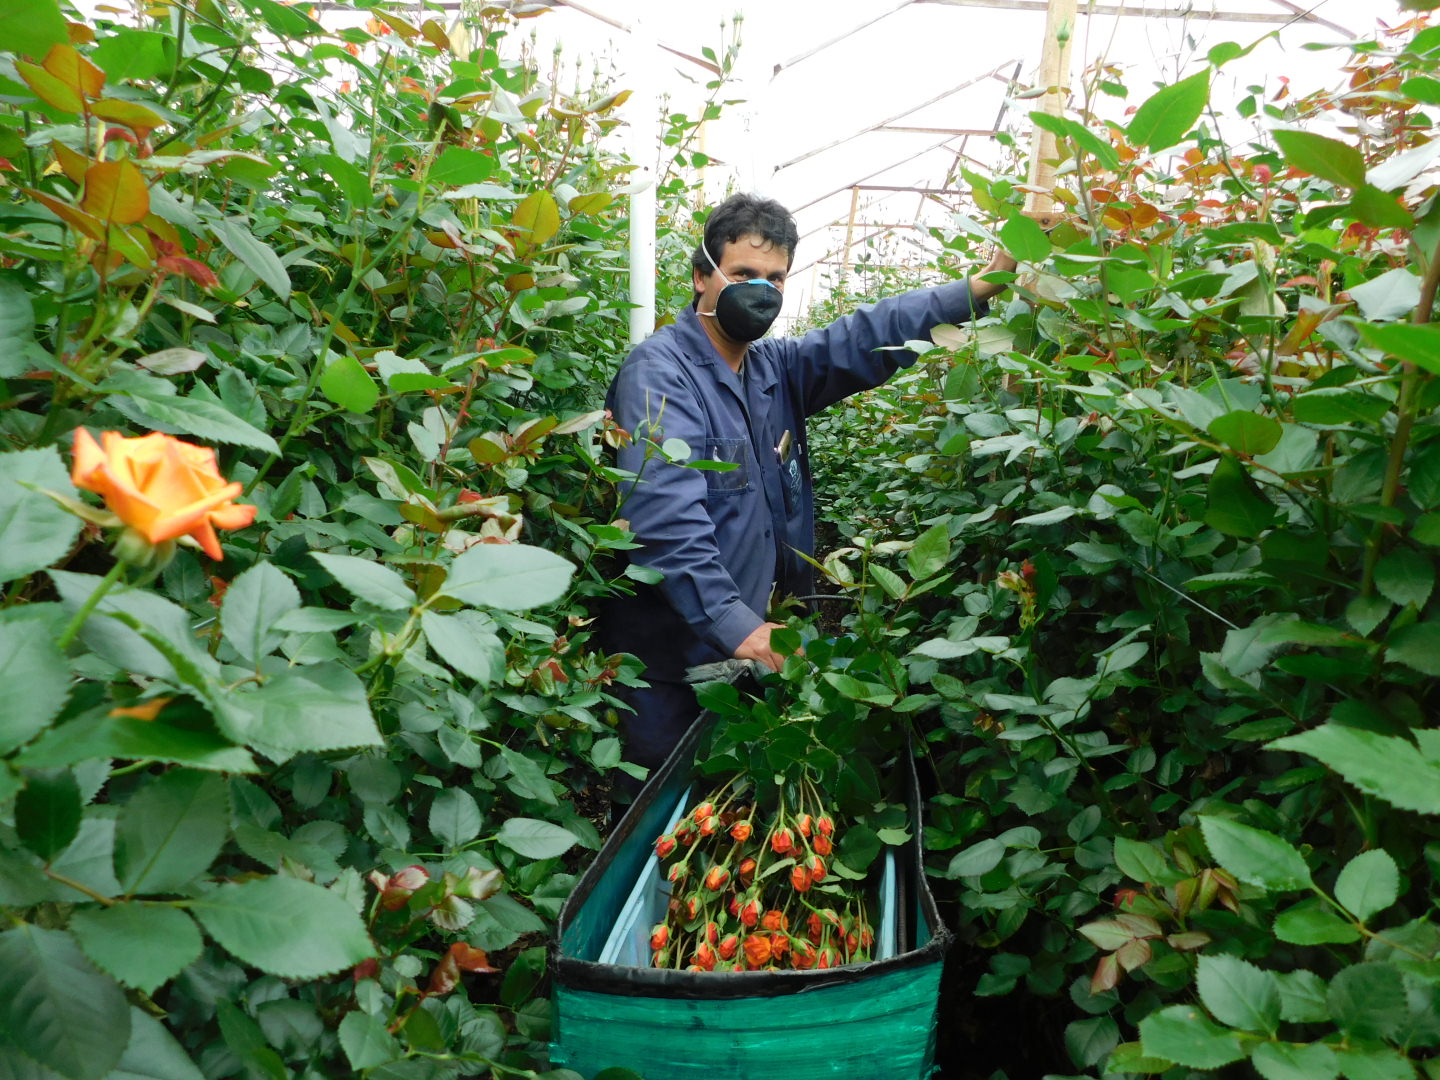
71,429,256,560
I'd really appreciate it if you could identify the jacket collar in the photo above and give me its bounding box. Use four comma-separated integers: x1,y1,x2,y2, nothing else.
676,305,778,394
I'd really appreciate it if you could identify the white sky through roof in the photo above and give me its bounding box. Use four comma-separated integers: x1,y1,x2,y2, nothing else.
526,0,1391,322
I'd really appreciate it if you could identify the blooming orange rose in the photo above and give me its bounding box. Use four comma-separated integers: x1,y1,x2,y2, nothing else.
71,429,256,560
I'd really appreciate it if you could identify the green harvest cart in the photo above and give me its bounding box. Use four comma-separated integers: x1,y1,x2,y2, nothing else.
549,719,951,1080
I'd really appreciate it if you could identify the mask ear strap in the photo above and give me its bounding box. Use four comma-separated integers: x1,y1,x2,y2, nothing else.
701,236,722,275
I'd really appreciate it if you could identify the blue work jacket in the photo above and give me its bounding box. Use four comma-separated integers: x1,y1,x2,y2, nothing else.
601,279,985,682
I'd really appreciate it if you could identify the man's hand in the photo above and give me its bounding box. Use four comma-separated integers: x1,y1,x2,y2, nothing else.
969,249,1017,302
969,211,1068,301
733,621,787,673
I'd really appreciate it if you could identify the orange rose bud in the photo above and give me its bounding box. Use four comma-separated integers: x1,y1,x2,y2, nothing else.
693,801,715,823
652,948,671,968
655,834,677,859
760,909,788,932
738,857,757,886
795,813,812,838
792,940,817,969
71,429,256,560
807,855,827,882
730,820,752,842
807,912,823,944
743,933,772,969
740,898,761,927
817,815,835,838
718,933,739,961
817,946,841,969
703,920,720,945
728,893,742,919
770,932,791,958
667,863,689,884
650,924,669,952
698,816,717,837
813,834,833,856
703,865,730,892
790,864,812,892
693,942,717,971
771,828,794,855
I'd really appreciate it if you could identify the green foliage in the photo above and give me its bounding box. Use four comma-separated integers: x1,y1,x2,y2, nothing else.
0,1,726,1074
800,18,1440,1079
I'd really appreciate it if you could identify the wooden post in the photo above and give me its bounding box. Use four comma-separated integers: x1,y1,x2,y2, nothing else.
841,185,861,287
1025,0,1077,214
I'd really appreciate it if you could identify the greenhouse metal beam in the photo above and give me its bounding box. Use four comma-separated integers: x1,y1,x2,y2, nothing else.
773,59,1020,173
917,0,1353,35
789,136,973,214
878,126,998,136
771,0,920,76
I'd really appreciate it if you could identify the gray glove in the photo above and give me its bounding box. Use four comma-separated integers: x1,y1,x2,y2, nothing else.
683,659,771,685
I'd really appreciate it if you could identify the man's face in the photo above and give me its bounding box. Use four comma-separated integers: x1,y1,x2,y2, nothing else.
694,233,790,324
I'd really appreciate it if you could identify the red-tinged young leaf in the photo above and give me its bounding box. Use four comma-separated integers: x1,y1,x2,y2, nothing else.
81,161,150,225
420,18,449,48
90,98,165,132
26,188,106,239
42,43,104,98
16,59,85,113
1115,937,1153,972
1079,919,1136,951
569,191,613,215
157,254,220,290
50,138,88,183
1091,952,1121,994
1167,931,1212,951
513,190,560,247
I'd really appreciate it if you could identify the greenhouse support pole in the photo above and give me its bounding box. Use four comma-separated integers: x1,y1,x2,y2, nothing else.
628,22,658,345
1025,0,1077,213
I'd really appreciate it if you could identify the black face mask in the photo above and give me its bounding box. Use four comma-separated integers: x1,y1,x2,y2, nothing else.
699,241,783,343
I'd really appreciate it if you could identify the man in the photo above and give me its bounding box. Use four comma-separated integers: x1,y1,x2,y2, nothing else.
601,193,1021,775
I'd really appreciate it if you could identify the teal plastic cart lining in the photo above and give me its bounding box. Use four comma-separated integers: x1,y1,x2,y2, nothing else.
550,716,950,1078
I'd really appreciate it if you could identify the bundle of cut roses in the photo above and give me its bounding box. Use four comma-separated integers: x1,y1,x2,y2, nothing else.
649,780,875,972
646,631,912,973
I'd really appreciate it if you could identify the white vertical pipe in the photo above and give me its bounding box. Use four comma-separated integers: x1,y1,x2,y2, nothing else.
627,19,657,345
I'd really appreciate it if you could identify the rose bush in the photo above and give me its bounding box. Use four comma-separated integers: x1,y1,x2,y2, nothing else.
0,1,737,1075
799,17,1440,1077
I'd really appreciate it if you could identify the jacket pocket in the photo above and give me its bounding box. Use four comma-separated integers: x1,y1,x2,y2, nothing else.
702,436,751,495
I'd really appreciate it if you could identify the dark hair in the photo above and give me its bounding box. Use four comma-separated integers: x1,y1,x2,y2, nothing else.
690,193,799,293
